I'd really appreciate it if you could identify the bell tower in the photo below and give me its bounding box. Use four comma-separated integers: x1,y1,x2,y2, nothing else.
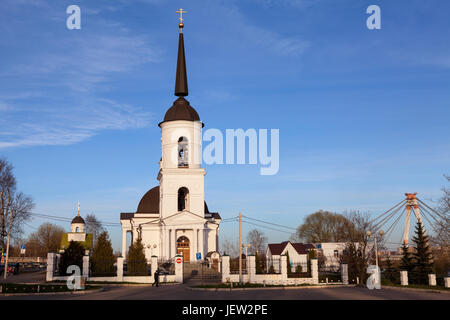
158,16,205,220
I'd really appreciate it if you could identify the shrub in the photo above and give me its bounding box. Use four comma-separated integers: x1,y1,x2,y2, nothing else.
127,237,147,276
58,241,85,276
91,231,116,276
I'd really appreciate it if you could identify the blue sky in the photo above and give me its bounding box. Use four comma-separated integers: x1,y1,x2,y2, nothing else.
1,0,449,251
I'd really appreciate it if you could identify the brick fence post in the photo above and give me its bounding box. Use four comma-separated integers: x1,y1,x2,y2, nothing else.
151,256,158,279
116,257,124,282
175,255,183,283
46,253,55,282
82,255,90,278
248,255,256,283
428,274,436,286
281,255,287,282
400,271,408,286
311,259,318,284
221,255,230,283
341,264,349,284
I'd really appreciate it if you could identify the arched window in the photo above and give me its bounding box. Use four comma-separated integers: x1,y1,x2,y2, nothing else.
178,137,189,168
178,187,189,211
76,227,79,232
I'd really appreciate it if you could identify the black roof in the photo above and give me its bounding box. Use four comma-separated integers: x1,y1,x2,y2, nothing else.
71,215,85,224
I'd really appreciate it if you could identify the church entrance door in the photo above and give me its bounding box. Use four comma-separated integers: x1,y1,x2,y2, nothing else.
177,236,190,262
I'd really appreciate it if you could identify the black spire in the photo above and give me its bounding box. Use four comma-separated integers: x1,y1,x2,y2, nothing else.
175,30,188,97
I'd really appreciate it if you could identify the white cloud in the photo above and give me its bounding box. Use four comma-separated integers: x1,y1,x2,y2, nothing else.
0,98,152,149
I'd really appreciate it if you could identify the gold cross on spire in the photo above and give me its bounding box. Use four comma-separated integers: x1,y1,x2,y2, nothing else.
176,8,187,33
176,8,187,23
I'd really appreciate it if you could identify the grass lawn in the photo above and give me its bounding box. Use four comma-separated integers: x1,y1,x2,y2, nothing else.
382,283,449,291
0,283,100,294
193,283,319,289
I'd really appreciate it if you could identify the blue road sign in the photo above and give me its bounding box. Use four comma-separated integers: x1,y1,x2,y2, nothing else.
196,252,201,260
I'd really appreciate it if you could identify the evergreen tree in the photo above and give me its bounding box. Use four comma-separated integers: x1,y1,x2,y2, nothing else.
127,237,148,276
411,221,434,284
255,251,263,274
91,231,115,276
59,241,85,276
384,255,396,283
268,264,275,274
400,243,414,272
285,251,292,275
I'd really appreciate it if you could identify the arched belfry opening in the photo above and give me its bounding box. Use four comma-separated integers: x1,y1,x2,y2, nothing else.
178,136,189,168
178,187,189,211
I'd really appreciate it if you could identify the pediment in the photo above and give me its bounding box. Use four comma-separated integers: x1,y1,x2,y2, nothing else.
162,210,206,225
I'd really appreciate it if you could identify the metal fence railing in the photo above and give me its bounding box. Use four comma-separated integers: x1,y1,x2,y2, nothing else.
288,262,309,278
230,258,247,274
158,259,175,275
90,259,117,277
123,260,151,276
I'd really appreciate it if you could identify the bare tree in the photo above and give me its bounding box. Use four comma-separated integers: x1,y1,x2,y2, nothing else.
431,175,450,247
27,223,65,256
85,214,104,245
340,210,376,285
220,237,239,258
0,158,17,249
293,210,356,243
246,229,268,255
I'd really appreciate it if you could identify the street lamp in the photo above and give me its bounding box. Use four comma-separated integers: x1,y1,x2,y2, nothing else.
366,230,384,267
242,243,251,257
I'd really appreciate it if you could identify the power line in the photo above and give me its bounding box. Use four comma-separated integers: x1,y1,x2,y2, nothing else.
242,219,295,235
242,215,297,231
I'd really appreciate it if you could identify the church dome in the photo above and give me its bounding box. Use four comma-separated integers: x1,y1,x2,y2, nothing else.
136,185,210,214
159,97,201,127
71,215,85,224
137,186,160,213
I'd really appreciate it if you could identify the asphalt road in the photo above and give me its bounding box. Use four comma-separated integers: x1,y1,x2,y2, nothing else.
1,284,449,300
0,270,46,284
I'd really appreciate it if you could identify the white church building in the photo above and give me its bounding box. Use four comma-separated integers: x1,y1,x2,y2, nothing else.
120,21,221,263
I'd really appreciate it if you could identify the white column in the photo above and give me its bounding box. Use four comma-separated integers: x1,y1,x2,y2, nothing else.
445,277,450,288
221,256,230,283
171,229,177,258
281,255,287,281
46,253,55,282
117,257,124,281
82,255,89,278
175,255,183,283
248,255,256,283
428,274,436,286
216,227,219,252
311,259,319,284
400,271,408,286
151,256,158,281
198,228,204,259
165,227,170,259
122,229,127,258
341,264,349,284
193,228,198,262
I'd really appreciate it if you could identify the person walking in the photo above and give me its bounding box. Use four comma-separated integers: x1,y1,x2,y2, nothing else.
152,268,160,287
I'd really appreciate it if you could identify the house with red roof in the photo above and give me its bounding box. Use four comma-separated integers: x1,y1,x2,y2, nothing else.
265,241,315,273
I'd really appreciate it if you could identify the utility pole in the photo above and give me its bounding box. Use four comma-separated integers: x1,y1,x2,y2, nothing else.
3,210,14,280
239,212,242,284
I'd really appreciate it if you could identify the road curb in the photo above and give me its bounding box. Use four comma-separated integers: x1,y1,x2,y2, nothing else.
188,284,356,291
0,287,103,296
382,285,450,294
84,282,181,287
